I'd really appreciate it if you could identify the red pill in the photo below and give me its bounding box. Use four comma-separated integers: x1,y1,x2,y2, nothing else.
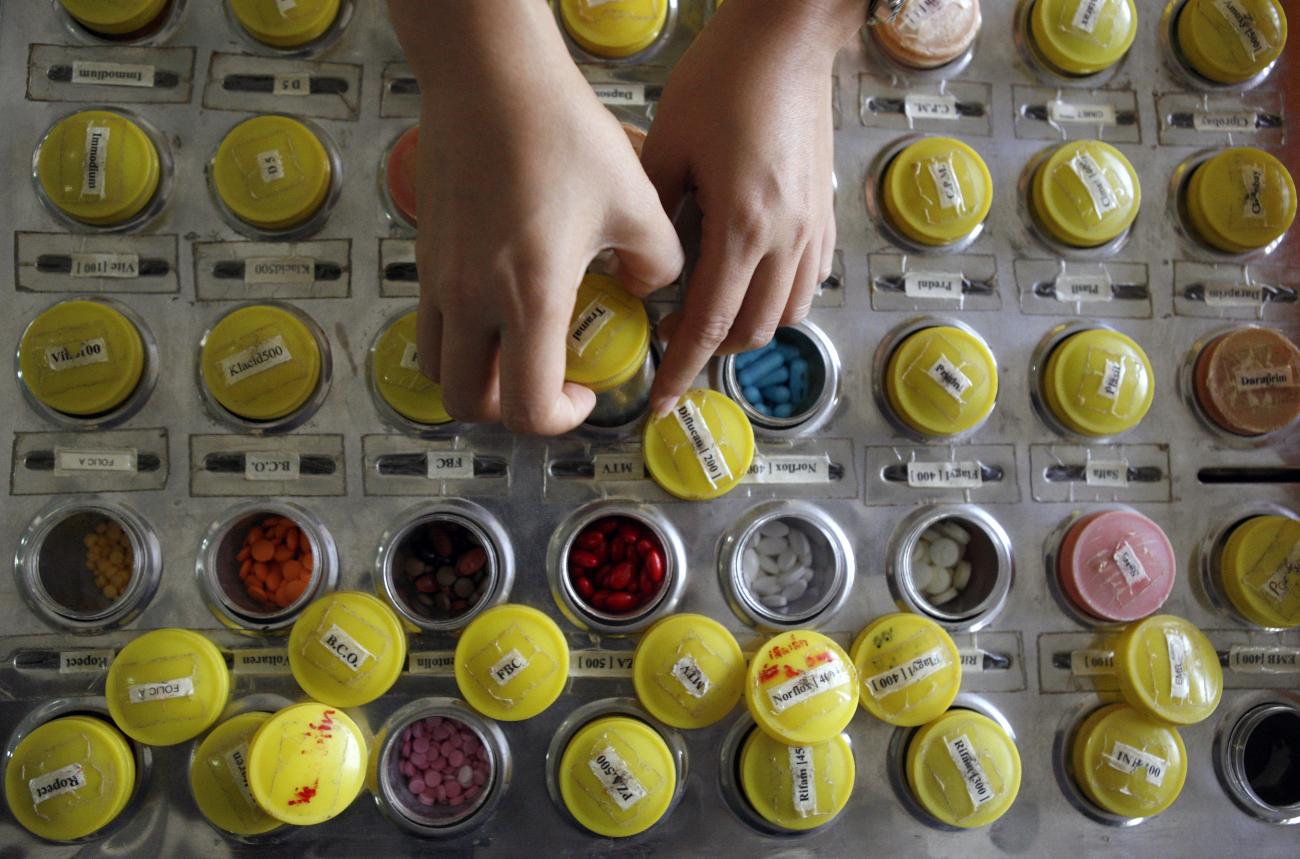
593,518,619,534
591,591,610,610
574,576,594,600
642,548,664,582
607,562,634,591
606,592,637,612
610,539,627,563
576,530,604,550
457,547,487,575
570,550,599,569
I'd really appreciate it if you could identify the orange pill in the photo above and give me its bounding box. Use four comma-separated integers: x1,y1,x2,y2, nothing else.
273,545,292,562
279,578,308,603
252,561,269,581
286,528,300,551
302,552,314,572
265,572,283,591
248,585,269,603
251,541,275,562
249,526,264,543
237,545,251,562
239,559,252,578
281,560,305,581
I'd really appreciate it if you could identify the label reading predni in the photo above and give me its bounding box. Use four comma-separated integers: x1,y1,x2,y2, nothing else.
903,271,964,300
128,675,195,704
320,623,371,672
906,461,982,488
220,334,292,384
244,451,300,481
71,252,140,278
71,61,156,87
788,745,818,816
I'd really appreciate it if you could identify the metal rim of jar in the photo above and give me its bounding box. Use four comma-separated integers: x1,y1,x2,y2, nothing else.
718,500,854,630
194,299,334,435
714,321,841,436
220,0,355,58
13,295,161,431
30,105,176,235
1050,700,1150,828
1011,0,1127,88
1028,319,1134,443
1213,694,1300,824
375,499,514,634
52,0,189,46
1159,0,1280,93
373,698,512,837
577,343,658,435
1042,503,1160,630
860,12,978,80
1195,502,1297,631
863,135,987,257
1016,144,1136,261
887,503,1013,631
377,125,417,233
554,0,680,66
195,499,339,632
1167,151,1286,262
2,696,153,844
15,498,162,632
203,114,345,242
543,697,688,837
365,305,466,438
547,500,686,635
1178,323,1297,449
871,315,999,444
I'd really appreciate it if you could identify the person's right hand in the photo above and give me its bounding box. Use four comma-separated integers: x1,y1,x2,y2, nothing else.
389,0,683,435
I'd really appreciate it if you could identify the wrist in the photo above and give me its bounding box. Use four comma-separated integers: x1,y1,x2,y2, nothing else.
720,0,863,58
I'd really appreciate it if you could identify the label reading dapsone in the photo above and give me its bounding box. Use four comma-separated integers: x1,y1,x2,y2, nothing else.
71,252,139,278
244,451,300,481
220,335,292,385
567,299,614,357
864,646,949,698
1071,0,1104,33
1106,741,1168,786
29,763,86,806
1098,358,1124,400
672,399,732,488
906,460,982,488
903,271,964,300
82,125,109,198
71,61,156,88
592,82,647,106
926,354,973,402
257,149,286,184
1202,283,1265,307
1213,0,1272,58
1085,460,1129,487
320,623,371,672
670,654,711,699
589,747,647,811
1070,150,1120,216
128,675,194,704
788,745,818,816
488,648,529,686
766,655,851,714
1112,542,1150,588
46,337,109,371
928,159,965,211
945,734,995,807
1165,631,1191,700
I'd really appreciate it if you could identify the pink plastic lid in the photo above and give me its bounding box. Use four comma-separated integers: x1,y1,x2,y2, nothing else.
1057,510,1175,623
385,126,419,226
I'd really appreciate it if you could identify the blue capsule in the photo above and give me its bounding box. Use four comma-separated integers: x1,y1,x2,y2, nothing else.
761,384,792,404
742,385,763,404
737,350,784,386
733,340,776,370
773,403,794,418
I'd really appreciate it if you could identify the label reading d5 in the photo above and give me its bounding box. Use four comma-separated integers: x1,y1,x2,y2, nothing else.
320,623,372,672
128,675,195,704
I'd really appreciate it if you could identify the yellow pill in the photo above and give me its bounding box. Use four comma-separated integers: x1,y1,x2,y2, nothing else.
109,549,125,566
83,534,96,548
104,585,119,599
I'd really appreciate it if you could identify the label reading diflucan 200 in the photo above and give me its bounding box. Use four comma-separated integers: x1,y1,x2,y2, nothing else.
588,746,647,811
672,400,732,488
28,763,86,806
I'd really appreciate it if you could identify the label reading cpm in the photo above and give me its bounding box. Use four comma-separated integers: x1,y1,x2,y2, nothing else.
220,335,292,385
128,676,194,704
928,159,965,211
589,747,647,811
903,93,960,120
29,763,86,806
320,624,371,672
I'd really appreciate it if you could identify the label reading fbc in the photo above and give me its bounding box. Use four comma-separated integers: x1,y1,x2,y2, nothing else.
488,648,529,686
427,451,475,480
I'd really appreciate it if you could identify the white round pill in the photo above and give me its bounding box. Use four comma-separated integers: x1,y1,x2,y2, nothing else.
925,566,952,595
910,540,927,565
928,537,961,568
912,563,936,592
953,560,972,590
938,521,970,545
930,587,959,606
760,520,790,538
760,593,788,609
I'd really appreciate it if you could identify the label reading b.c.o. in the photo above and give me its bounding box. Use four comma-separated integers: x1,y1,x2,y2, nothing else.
488,648,529,686
29,763,87,806
220,334,292,385
128,675,195,704
945,734,995,807
320,623,372,672
670,654,711,699
788,745,818,816
588,746,647,811
46,338,110,372
567,299,614,357
671,399,732,488
926,354,973,402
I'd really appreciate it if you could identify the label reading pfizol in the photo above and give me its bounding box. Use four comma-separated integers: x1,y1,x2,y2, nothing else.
128,676,194,704
1227,645,1300,674
906,460,983,489
71,61,156,88
54,448,136,473
1112,542,1149,588
766,655,851,714
589,747,647,811
592,82,647,106
321,624,372,672
1235,365,1293,392
46,338,110,372
220,335,292,385
903,271,964,300
671,654,711,699
567,300,614,356
789,745,818,816
1165,631,1191,700
257,149,286,184
672,400,733,488
1098,358,1125,401
1106,741,1167,786
29,763,86,806
902,93,960,120
946,734,995,807
1085,459,1130,487
928,159,965,211
1048,101,1117,126
244,451,300,481
488,648,529,686
1214,0,1271,58
1192,111,1258,133
926,354,973,402
274,73,311,96
71,252,139,278
83,125,109,197
244,257,315,284
1242,164,1266,218
1070,151,1120,216
1202,283,1265,307
864,646,949,698
1071,0,1104,33
1055,274,1112,302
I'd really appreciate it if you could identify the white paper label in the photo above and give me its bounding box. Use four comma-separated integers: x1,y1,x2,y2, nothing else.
865,646,950,698
220,335,292,384
1165,631,1191,700
903,93,960,120
946,734,995,807
53,448,136,473
1085,459,1129,487
46,338,109,371
1227,645,1300,674
1214,0,1272,58
82,125,109,197
128,676,194,704
244,451,300,481
903,271,964,300
244,256,315,284
570,649,636,678
926,354,973,402
902,0,967,29
672,399,733,488
1055,274,1112,302
488,648,529,686
59,650,113,673
70,252,140,278
70,60,156,87
1242,164,1267,218
1070,649,1116,675
399,342,420,371
232,649,291,674
1201,283,1265,307
1048,101,1117,126
275,0,298,12
1098,358,1125,400
1071,150,1120,215
1106,741,1168,786
320,624,371,672
1071,0,1104,33
257,149,286,184
407,650,457,675
1192,111,1258,133
591,82,647,106
29,763,86,806
567,300,614,357
592,452,646,482
1113,542,1150,587
671,654,711,699
788,745,818,816
1235,365,1293,391
929,159,965,211
743,455,831,484
906,460,983,488
274,72,311,95
766,656,851,714
958,649,985,673
1261,543,1299,603
426,450,474,480
589,747,647,811
222,743,257,809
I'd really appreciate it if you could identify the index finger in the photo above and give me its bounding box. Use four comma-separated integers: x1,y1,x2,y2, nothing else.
497,298,596,435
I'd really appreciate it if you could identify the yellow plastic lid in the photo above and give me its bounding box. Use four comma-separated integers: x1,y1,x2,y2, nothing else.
558,715,676,838
1186,147,1297,254
211,115,332,231
739,726,854,832
1071,703,1188,818
1114,615,1223,726
229,0,341,47
200,304,323,422
906,708,1021,828
1177,0,1287,84
18,299,145,417
246,703,367,826
1031,140,1141,248
882,137,993,247
189,711,281,837
36,109,160,226
287,591,406,708
1042,327,1154,437
643,388,754,501
559,0,669,59
564,273,651,393
4,715,135,842
59,0,169,34
454,604,570,721
106,628,231,746
884,325,998,437
851,613,962,727
745,630,858,746
632,613,745,730
371,310,451,426
1031,0,1138,76
1220,515,1300,628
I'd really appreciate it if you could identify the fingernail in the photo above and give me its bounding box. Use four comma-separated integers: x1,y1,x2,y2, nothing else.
652,396,678,417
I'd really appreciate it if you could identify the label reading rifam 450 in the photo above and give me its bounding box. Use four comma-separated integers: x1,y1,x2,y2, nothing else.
906,461,982,488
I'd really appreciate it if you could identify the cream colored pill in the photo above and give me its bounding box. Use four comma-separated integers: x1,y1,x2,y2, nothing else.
777,550,799,573
781,579,809,602
757,536,789,555
760,593,788,609
930,587,959,606
760,520,789,538
938,521,970,544
777,568,806,588
751,575,783,596
912,563,936,592
926,566,953,595
953,560,972,590
911,541,927,565
929,538,961,568
789,528,811,556
743,548,760,578
759,554,781,575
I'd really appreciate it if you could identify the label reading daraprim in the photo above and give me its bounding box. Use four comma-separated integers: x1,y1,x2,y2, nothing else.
29,763,86,806
945,734,995,807
788,745,818,816
588,746,647,811
671,399,732,488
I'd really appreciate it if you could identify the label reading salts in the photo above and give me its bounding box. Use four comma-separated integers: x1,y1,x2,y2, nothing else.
71,61,156,88
83,125,109,198
1214,0,1272,58
59,650,113,673
29,763,86,806
1165,631,1191,700
128,676,195,704
567,300,614,357
274,73,311,96
672,399,732,488
1192,111,1258,133
592,452,646,482
407,650,456,675
1071,0,1104,33
220,335,292,384
54,448,137,473
926,354,973,402
426,451,474,480
1048,101,1117,126
589,747,647,811
71,252,140,278
232,649,291,674
928,158,965,211
766,655,851,714
257,149,286,184
1235,365,1293,391
1070,649,1115,675
1070,150,1120,216
591,82,647,106
1227,645,1300,674
945,734,995,807
1055,274,1112,302
320,624,371,672
488,648,529,686
1106,741,1168,786
1112,542,1150,588
906,460,983,489
1098,358,1125,400
864,646,949,698
46,338,110,372
244,451,300,481
902,93,960,121
1085,459,1130,487
1241,164,1266,218
244,257,315,284
743,455,831,485
671,654,711,699
788,745,818,816
903,271,964,300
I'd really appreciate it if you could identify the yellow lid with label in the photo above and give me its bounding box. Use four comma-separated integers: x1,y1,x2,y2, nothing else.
739,726,854,832
190,711,281,837
106,628,231,746
907,708,1021,828
632,613,745,730
558,715,676,838
559,0,669,59
745,630,858,746
851,613,962,727
230,0,342,47
643,388,754,501
246,702,366,826
200,303,323,422
882,137,992,247
455,603,569,721
1177,0,1287,84
1186,147,1296,254
564,273,651,393
371,310,451,426
287,591,406,708
885,325,998,438
1220,515,1300,629
1031,140,1140,248
4,715,135,842
1071,703,1187,818
59,0,169,34
1042,327,1154,437
19,299,145,417
36,109,160,226
1031,0,1138,76
211,115,332,231
1114,615,1222,726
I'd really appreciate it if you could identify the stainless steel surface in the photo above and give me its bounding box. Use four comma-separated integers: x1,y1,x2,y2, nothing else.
1,0,1298,855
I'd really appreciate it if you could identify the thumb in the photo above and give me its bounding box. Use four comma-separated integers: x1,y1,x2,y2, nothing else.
606,187,685,299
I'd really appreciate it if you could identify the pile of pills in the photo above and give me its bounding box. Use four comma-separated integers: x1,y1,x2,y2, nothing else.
396,522,491,622
567,516,667,616
83,520,133,601
911,520,974,607
734,338,812,419
395,715,490,812
742,518,819,611
235,515,313,611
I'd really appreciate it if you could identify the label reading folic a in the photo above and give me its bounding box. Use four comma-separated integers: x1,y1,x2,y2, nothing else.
46,338,110,372
788,745,818,816
589,747,647,811
865,646,949,698
220,335,292,385
945,734,995,807
29,763,86,806
320,624,371,672
670,654,711,699
128,675,194,704
671,399,732,488
488,648,529,686
54,448,137,474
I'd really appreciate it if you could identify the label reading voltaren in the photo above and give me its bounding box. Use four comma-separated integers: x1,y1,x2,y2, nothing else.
232,649,291,674
865,646,949,698
588,746,647,811
128,675,195,704
945,734,995,807
671,399,732,488
788,745,818,816
320,623,371,672
220,335,292,385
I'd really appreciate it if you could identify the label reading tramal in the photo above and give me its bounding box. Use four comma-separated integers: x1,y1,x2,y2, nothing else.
71,252,140,278
589,747,647,811
46,338,110,371
71,61,156,88
766,655,851,714
1085,459,1130,487
1106,741,1167,786
320,624,371,672
926,354,973,402
788,745,818,816
244,451,300,481
906,460,983,489
488,648,529,686
83,125,109,198
864,646,949,698
1070,150,1120,216
128,676,194,704
29,763,87,806
54,448,137,474
670,654,711,699
903,271,964,300
567,300,614,357
928,159,965,211
1112,542,1150,588
902,93,960,121
945,734,995,807
671,399,732,488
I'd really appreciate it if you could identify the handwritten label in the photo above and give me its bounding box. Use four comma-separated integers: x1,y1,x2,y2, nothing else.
902,0,967,29
865,646,949,698
1113,542,1149,588
1227,645,1300,674
1048,101,1117,126
53,448,136,474
46,338,109,372
1071,150,1120,216
672,399,732,488
1261,541,1299,603
1070,649,1115,675
1236,365,1293,391
488,648,529,686
592,82,647,106
1098,358,1125,400
1071,0,1104,33
1192,111,1258,133
592,452,646,482
567,300,614,356
128,676,194,704
1055,274,1112,302
71,60,156,87
59,650,113,673
220,335,292,384
320,624,371,672
671,654,711,698
274,72,311,95
743,455,831,484
1241,164,1267,218
71,252,139,278
766,655,851,714
903,271,964,300
407,650,456,675
570,649,636,678
789,745,817,816
1165,631,1191,700
83,125,109,197
929,159,965,211
426,451,474,480
1106,741,1168,786
946,734,995,807
1214,0,1272,58
1085,459,1129,487
927,354,973,402
232,649,291,674
29,763,86,806
244,451,300,481
244,256,314,284
903,93,960,120
906,461,982,489
589,747,647,811
257,149,285,184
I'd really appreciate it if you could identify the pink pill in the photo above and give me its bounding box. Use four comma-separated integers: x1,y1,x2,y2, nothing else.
413,737,430,754
432,725,450,741
448,749,465,767
449,795,464,807
427,716,443,728
419,791,435,806
448,733,463,750
445,781,463,799
439,740,455,757
464,785,481,800
434,784,447,801
413,722,425,738
409,777,426,794
410,753,427,768
424,769,443,787
428,756,445,771
401,727,412,743
472,769,487,786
